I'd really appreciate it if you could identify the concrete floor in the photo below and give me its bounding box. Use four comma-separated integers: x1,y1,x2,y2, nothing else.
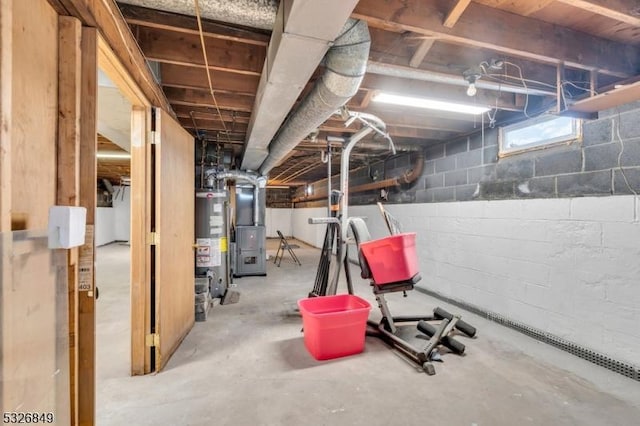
96,241,640,426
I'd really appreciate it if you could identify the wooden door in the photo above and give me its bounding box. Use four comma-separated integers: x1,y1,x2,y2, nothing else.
152,108,195,371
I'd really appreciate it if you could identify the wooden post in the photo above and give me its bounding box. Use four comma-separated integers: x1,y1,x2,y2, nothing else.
557,62,566,113
78,25,97,426
0,0,12,232
57,15,82,425
130,106,150,375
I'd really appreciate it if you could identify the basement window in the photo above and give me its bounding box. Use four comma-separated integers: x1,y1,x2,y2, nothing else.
499,115,581,156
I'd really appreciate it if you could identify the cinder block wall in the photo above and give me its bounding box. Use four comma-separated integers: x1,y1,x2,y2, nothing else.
295,102,640,205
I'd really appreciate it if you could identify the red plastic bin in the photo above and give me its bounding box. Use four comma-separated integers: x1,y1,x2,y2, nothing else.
297,294,371,360
359,233,418,284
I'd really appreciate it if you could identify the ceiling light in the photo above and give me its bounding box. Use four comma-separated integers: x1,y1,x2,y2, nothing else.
466,83,477,97
372,92,490,115
96,152,131,159
463,71,481,97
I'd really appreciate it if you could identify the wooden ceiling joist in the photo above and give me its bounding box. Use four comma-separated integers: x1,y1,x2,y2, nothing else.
164,87,255,112
353,0,639,77
135,26,265,76
118,3,270,46
160,63,259,96
557,0,640,26
443,0,472,28
409,38,436,68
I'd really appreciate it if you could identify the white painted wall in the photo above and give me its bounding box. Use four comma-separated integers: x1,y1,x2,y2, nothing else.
113,186,130,242
266,208,293,237
291,207,327,248
96,207,116,246
96,186,130,245
294,196,640,365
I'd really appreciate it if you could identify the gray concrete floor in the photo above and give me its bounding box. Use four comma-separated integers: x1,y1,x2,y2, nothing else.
96,240,640,426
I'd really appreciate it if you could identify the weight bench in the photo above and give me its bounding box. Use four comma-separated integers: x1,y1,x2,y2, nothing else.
350,206,476,375
274,230,301,267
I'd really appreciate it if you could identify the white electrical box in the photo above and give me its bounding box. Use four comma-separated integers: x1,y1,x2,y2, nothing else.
48,206,87,249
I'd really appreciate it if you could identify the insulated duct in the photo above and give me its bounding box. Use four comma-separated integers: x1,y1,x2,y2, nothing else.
119,0,278,30
258,19,371,175
206,169,267,226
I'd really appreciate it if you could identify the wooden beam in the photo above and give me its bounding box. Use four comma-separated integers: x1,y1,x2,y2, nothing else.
0,0,11,232
59,0,169,110
443,0,471,28
119,3,270,47
179,117,249,133
557,62,566,112
165,87,255,112
520,0,558,15
57,16,82,426
353,0,638,77
135,26,265,76
172,105,251,122
160,63,259,96
98,36,150,107
557,0,640,26
570,79,640,112
409,38,436,68
78,25,97,426
130,106,149,375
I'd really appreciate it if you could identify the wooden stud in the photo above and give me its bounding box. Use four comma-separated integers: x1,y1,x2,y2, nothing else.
78,25,97,426
557,62,566,112
57,15,82,426
0,0,12,232
443,0,472,28
590,70,598,97
130,106,149,375
353,0,637,77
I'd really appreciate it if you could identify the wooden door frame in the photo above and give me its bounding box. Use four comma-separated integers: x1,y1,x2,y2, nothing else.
96,35,152,375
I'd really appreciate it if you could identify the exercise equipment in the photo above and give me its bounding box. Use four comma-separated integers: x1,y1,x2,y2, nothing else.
307,108,477,374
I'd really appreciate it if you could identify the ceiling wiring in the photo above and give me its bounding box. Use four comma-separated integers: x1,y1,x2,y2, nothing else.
193,0,232,145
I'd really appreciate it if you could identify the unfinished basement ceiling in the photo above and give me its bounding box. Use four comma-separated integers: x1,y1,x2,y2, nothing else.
117,0,640,186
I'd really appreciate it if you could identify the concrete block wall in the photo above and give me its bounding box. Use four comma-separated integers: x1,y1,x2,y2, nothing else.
294,102,640,208
400,104,640,203
290,196,640,366
266,187,294,208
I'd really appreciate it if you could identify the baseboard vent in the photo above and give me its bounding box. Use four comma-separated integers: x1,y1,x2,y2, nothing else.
415,286,640,382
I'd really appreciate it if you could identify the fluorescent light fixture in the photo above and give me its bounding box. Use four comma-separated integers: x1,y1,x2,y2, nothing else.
96,152,131,159
372,92,490,115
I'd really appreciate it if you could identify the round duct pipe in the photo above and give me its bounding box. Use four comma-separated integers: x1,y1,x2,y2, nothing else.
258,19,371,175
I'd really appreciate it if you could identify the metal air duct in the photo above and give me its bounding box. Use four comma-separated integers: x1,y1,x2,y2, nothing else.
258,19,371,175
